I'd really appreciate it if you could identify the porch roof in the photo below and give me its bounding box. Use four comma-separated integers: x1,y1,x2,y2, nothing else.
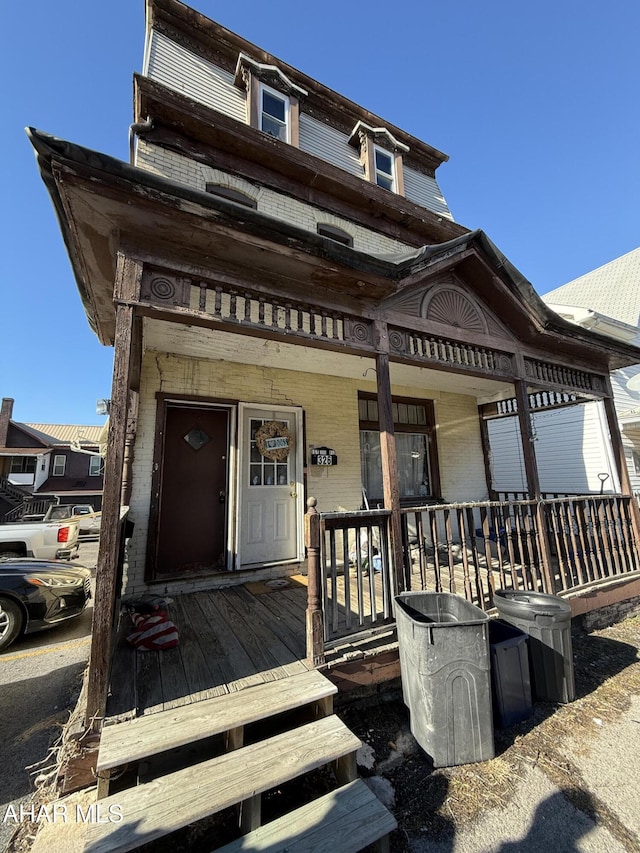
28,128,640,373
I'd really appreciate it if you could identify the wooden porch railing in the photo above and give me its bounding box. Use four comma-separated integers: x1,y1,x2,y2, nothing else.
305,494,640,662
305,499,394,664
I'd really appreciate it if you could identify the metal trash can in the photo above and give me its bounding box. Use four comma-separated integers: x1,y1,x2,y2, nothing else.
395,591,495,768
494,589,575,703
489,618,533,728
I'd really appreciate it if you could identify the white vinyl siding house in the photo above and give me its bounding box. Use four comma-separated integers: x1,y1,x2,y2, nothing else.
144,29,453,222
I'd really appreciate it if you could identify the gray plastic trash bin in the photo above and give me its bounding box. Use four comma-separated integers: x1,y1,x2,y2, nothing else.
395,592,495,768
489,618,533,728
494,590,575,703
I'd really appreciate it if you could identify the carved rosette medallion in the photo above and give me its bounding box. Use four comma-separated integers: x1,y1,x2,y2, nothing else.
141,271,191,307
389,330,406,352
496,354,513,373
344,320,373,346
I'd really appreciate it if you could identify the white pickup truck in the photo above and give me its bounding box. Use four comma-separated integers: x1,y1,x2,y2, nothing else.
43,504,102,537
0,518,80,560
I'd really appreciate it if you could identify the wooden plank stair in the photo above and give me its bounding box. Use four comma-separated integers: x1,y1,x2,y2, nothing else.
89,670,396,853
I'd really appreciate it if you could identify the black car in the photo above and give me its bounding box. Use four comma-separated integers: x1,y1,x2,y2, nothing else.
0,558,92,652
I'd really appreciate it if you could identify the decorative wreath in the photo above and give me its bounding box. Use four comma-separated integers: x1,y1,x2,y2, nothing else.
254,421,291,461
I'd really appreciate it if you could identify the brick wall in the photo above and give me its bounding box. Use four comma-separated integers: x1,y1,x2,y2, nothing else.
136,141,413,256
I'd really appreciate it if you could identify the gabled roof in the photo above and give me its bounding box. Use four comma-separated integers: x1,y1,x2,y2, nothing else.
543,248,640,329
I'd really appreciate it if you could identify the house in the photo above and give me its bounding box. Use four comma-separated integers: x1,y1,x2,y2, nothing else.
0,397,105,520
486,249,640,497
29,0,640,730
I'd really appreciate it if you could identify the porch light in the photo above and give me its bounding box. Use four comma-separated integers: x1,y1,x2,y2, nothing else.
96,399,111,416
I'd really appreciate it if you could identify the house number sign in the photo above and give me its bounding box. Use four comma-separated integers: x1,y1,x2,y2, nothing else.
311,447,338,466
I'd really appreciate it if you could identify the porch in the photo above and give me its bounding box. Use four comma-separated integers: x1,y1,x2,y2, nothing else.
105,571,397,722
106,491,640,723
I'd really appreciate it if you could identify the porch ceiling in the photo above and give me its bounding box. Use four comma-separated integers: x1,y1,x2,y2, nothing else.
144,318,511,402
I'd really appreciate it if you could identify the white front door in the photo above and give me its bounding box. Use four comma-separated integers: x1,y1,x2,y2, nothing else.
239,406,303,567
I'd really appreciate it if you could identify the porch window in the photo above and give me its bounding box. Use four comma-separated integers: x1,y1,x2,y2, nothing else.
359,394,440,504
52,454,66,476
9,456,36,475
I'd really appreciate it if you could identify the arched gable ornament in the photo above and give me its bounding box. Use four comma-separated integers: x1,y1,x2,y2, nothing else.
420,283,489,335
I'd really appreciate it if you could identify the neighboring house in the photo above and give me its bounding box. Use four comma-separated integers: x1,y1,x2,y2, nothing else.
29,0,640,723
0,397,105,519
487,249,640,495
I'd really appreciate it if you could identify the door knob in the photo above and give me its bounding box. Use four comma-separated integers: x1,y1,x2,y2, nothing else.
219,490,226,504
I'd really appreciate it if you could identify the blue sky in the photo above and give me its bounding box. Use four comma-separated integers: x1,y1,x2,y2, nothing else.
2,0,639,425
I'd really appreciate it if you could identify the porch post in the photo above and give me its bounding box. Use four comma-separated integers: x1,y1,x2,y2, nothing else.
86,255,143,729
602,381,640,547
514,379,555,592
374,321,404,594
305,497,325,667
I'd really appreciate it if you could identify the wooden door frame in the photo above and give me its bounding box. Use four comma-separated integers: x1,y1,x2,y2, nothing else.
236,402,305,570
146,394,237,580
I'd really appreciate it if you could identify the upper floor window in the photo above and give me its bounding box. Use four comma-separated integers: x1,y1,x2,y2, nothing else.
374,146,396,192
88,456,102,477
205,184,257,209
260,84,289,142
234,54,307,148
348,121,408,196
317,224,353,247
52,455,66,477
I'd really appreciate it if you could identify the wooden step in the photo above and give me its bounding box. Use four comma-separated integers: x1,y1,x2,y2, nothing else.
97,669,336,773
85,714,360,853
217,779,397,853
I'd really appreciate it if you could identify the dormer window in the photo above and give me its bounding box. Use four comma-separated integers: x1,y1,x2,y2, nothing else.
260,84,289,142
349,121,409,196
374,146,396,192
235,53,307,148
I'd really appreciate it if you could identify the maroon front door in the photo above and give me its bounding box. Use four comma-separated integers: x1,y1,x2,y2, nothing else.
155,404,229,577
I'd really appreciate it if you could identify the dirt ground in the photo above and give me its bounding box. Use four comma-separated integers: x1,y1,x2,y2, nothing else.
7,613,640,853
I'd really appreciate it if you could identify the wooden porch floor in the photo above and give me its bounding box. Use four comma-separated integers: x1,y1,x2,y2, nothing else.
106,578,315,722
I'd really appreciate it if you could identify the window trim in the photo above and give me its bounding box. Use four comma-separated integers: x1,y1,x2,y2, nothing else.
259,82,291,144
373,145,397,193
52,454,66,477
88,456,102,477
358,392,441,504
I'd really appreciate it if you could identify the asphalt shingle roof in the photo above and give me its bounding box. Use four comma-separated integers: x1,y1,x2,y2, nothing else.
543,247,640,329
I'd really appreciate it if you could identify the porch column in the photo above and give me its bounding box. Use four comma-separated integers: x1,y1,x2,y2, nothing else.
374,321,404,594
514,379,555,592
602,381,640,548
86,255,143,729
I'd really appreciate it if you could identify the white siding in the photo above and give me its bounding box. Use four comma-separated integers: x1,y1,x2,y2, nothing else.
298,114,363,178
611,363,640,491
488,403,620,494
147,30,246,123
146,31,454,220
403,166,453,220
